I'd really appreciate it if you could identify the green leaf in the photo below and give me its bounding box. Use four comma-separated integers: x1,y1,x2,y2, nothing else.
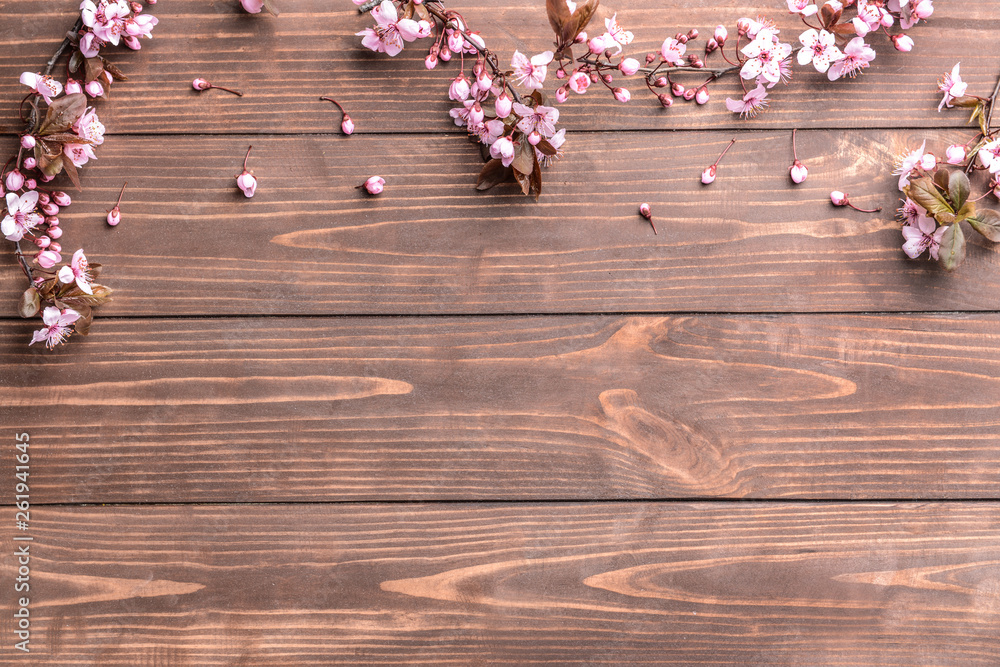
969,209,1000,242
904,176,953,218
948,170,970,210
938,223,966,272
38,93,86,135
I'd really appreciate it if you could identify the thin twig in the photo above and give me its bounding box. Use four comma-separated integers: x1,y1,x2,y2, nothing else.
986,72,1000,133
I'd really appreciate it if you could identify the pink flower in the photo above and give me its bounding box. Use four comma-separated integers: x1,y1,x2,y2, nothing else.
29,307,80,349
789,160,808,183
489,136,516,167
893,140,928,190
65,78,83,95
125,13,158,38
787,0,817,16
510,50,553,90
236,172,257,197
978,138,1000,174
79,32,102,58
73,107,105,145
898,197,928,227
84,0,131,46
107,207,121,225
240,0,264,12
741,33,793,83
938,63,967,111
568,70,590,94
2,191,43,242
58,248,94,295
495,91,512,118
448,100,479,127
36,249,62,269
613,87,631,103
901,215,945,259
362,176,385,195
851,1,886,37
725,84,768,118
85,80,105,98
555,86,569,103
356,0,424,57
63,143,97,168
660,38,686,65
830,190,848,206
604,14,633,48
5,169,24,191
827,37,875,81
448,75,471,102
535,128,566,167
891,34,914,51
512,102,559,138
701,166,717,184
797,29,844,74
714,25,728,45
471,119,505,146
20,72,62,104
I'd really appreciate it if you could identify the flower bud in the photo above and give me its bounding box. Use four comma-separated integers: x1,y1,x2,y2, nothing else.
362,176,385,195
701,165,717,184
555,86,569,104
477,71,493,90
556,68,566,79
85,80,105,97
65,78,83,95
683,88,696,100
527,131,542,146
588,36,605,54
37,192,50,206
466,32,485,50
736,18,750,36
107,206,121,226
639,203,651,219
652,77,667,88
425,53,438,69
34,236,51,248
688,56,704,68
48,225,63,239
946,144,967,165
5,169,24,191
447,30,464,53
687,29,699,40
919,153,936,171
39,174,54,183
192,77,211,90
48,242,61,254
449,75,470,102
891,34,914,52
613,87,631,103
602,73,613,84
575,31,588,44
41,202,59,216
645,53,657,65
124,36,142,50
36,250,61,269
695,87,710,105
45,215,59,227
439,47,452,61
658,94,673,108
468,102,484,125
131,1,143,13
22,157,37,170
830,190,848,206
671,83,685,96
21,135,35,149
495,91,513,118
676,34,688,44
705,38,719,53
24,179,37,191
619,58,640,76
789,160,808,184
913,0,933,19
341,115,354,135
236,170,257,198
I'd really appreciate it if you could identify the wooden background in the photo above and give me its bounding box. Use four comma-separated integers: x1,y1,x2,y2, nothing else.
2,0,1000,664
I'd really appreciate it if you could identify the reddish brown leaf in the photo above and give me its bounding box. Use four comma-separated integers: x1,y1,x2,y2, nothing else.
84,56,104,84
476,159,512,191
535,138,559,156
511,139,535,175
514,167,531,196
546,0,571,35
61,158,81,191
38,93,87,136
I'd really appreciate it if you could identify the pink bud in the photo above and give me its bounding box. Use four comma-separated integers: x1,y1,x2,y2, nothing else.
192,77,211,90
34,236,50,248
683,88,696,101
362,176,385,195
37,192,50,206
85,80,104,97
575,31,588,44
36,250,61,269
789,160,808,184
736,18,750,36
468,102,484,125
555,86,569,104
439,47,452,62
52,191,72,207
124,36,142,50
946,144,967,165
447,30,464,53
48,242,61,254
602,73,613,84
448,75,471,102
695,87,709,105
891,34,914,52
107,206,121,226
645,53,657,64
654,77,668,88
65,78,83,95
671,83,685,96
495,91,512,118
48,225,63,239
5,169,24,191
24,179,37,191
477,71,493,90
613,87,631,103
687,29,699,40
701,165,717,184
676,34,688,44
22,157,36,170
639,203,651,219
45,215,58,226
919,153,936,171
619,58,640,76
41,202,59,216
705,38,719,53
236,171,257,198
588,36,607,54
425,53,438,69
913,0,933,19
830,190,848,206
658,94,673,108
341,115,354,135
527,131,542,146
20,135,35,149
556,68,566,79
39,174,54,183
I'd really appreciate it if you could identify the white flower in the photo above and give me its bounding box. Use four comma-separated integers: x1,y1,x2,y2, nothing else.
510,50,553,90
356,0,424,57
797,29,844,73
741,34,793,83
978,138,1000,174
20,72,62,104
2,191,43,242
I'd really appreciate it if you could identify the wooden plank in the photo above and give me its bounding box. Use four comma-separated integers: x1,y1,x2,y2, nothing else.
1,0,998,134
3,314,999,503
1,502,998,664
3,130,999,315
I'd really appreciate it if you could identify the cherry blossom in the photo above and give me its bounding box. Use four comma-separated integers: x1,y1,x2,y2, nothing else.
937,63,967,111
724,85,768,118
901,214,945,259
512,102,559,137
2,192,43,242
797,29,844,74
568,70,590,94
84,0,131,47
945,144,967,165
787,0,818,17
893,140,931,190
236,146,257,198
741,32,792,84
489,136,516,167
241,0,265,12
827,37,875,81
536,128,566,168
73,108,106,146
510,50,553,90
604,14,633,48
58,249,94,295
29,307,80,349
897,198,929,227
979,138,1000,174
356,0,426,57
20,72,62,104
660,38,686,66
63,143,98,168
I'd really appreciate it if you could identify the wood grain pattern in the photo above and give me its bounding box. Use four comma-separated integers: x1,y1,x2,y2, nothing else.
1,0,998,134
3,314,999,503
3,129,1000,315
1,502,998,665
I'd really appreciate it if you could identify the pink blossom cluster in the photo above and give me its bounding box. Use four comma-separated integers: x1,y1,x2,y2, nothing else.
79,0,158,57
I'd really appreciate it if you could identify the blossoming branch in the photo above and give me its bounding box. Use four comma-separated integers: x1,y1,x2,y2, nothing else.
3,0,159,349
354,0,933,197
